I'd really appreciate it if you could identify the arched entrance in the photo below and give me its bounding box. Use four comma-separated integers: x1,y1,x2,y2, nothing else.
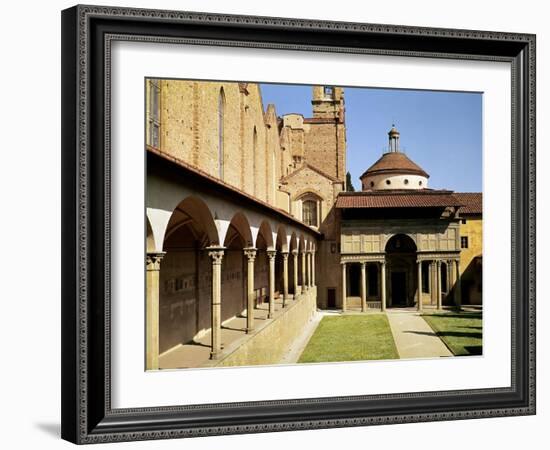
160,196,219,354
385,234,417,307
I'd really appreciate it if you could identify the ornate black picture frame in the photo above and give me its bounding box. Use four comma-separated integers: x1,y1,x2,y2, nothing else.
61,4,536,444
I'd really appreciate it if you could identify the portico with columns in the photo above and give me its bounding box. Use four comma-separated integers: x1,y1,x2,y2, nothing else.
336,125,465,312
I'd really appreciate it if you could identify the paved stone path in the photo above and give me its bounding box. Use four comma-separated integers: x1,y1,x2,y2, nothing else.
386,309,452,359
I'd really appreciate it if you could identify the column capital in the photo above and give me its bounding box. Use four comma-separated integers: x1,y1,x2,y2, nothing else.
291,248,299,256
146,252,166,271
243,247,257,261
207,247,225,265
281,250,289,260
266,249,277,260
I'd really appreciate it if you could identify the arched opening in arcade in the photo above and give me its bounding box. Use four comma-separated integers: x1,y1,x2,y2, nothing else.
385,234,418,307
159,196,219,354
221,212,253,326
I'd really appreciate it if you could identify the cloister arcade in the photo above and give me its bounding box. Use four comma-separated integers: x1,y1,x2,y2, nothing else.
145,151,319,370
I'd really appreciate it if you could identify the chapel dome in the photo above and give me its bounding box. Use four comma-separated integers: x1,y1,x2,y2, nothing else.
359,125,429,191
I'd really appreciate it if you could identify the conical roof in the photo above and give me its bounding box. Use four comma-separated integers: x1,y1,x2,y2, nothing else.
360,152,429,179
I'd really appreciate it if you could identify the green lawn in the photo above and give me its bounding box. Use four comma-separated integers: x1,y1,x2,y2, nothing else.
298,314,399,363
422,312,483,356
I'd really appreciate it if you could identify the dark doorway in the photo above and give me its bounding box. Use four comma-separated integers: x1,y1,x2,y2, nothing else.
348,264,361,296
327,288,336,308
391,272,407,306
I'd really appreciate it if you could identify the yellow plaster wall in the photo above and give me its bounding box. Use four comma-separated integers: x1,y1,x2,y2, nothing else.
459,216,482,273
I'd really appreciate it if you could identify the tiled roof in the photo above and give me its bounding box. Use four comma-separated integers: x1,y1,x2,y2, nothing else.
146,145,321,236
335,190,463,209
454,192,483,215
360,152,429,178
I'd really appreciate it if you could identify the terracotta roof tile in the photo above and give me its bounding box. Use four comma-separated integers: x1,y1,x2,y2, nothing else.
360,152,429,178
335,190,463,209
146,145,321,236
454,192,483,215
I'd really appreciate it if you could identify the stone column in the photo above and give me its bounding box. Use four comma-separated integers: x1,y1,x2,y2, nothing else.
430,260,436,305
267,249,277,318
301,250,307,292
292,249,299,297
435,260,442,309
306,251,311,288
448,260,455,304
308,251,313,287
312,250,316,286
417,260,423,312
341,262,347,312
146,252,165,370
208,247,225,359
281,251,289,307
381,261,387,312
360,262,367,312
455,259,462,310
243,247,257,333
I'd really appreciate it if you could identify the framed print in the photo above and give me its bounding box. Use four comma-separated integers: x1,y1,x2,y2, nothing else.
61,4,536,444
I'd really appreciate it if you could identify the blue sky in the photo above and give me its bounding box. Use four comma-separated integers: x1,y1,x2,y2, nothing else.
260,83,482,192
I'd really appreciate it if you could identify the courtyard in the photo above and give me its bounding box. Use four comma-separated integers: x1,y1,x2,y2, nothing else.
296,308,482,363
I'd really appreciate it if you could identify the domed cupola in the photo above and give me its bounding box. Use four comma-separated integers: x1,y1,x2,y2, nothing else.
360,125,429,191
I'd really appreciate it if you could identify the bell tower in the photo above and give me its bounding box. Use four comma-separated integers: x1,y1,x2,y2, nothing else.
312,86,345,121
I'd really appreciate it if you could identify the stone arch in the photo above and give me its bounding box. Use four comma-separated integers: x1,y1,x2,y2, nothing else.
159,195,219,356
296,190,323,228
275,224,288,252
163,195,219,249
220,212,249,325
252,220,274,308
384,233,418,307
286,231,298,296
384,233,417,252
274,225,288,295
292,188,324,202
256,220,274,249
146,216,156,253
223,212,253,248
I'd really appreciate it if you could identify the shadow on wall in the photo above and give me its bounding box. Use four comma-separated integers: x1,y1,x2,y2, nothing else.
445,256,482,306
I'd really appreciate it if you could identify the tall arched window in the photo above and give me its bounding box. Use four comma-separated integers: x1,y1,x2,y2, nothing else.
302,200,318,227
218,88,225,180
253,126,258,195
147,79,161,147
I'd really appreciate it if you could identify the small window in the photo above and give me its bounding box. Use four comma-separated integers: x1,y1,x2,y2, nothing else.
370,181,374,187
303,200,318,227
386,179,391,185
461,218,467,224
461,236,469,248
419,180,423,186
404,179,409,185
324,86,333,97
